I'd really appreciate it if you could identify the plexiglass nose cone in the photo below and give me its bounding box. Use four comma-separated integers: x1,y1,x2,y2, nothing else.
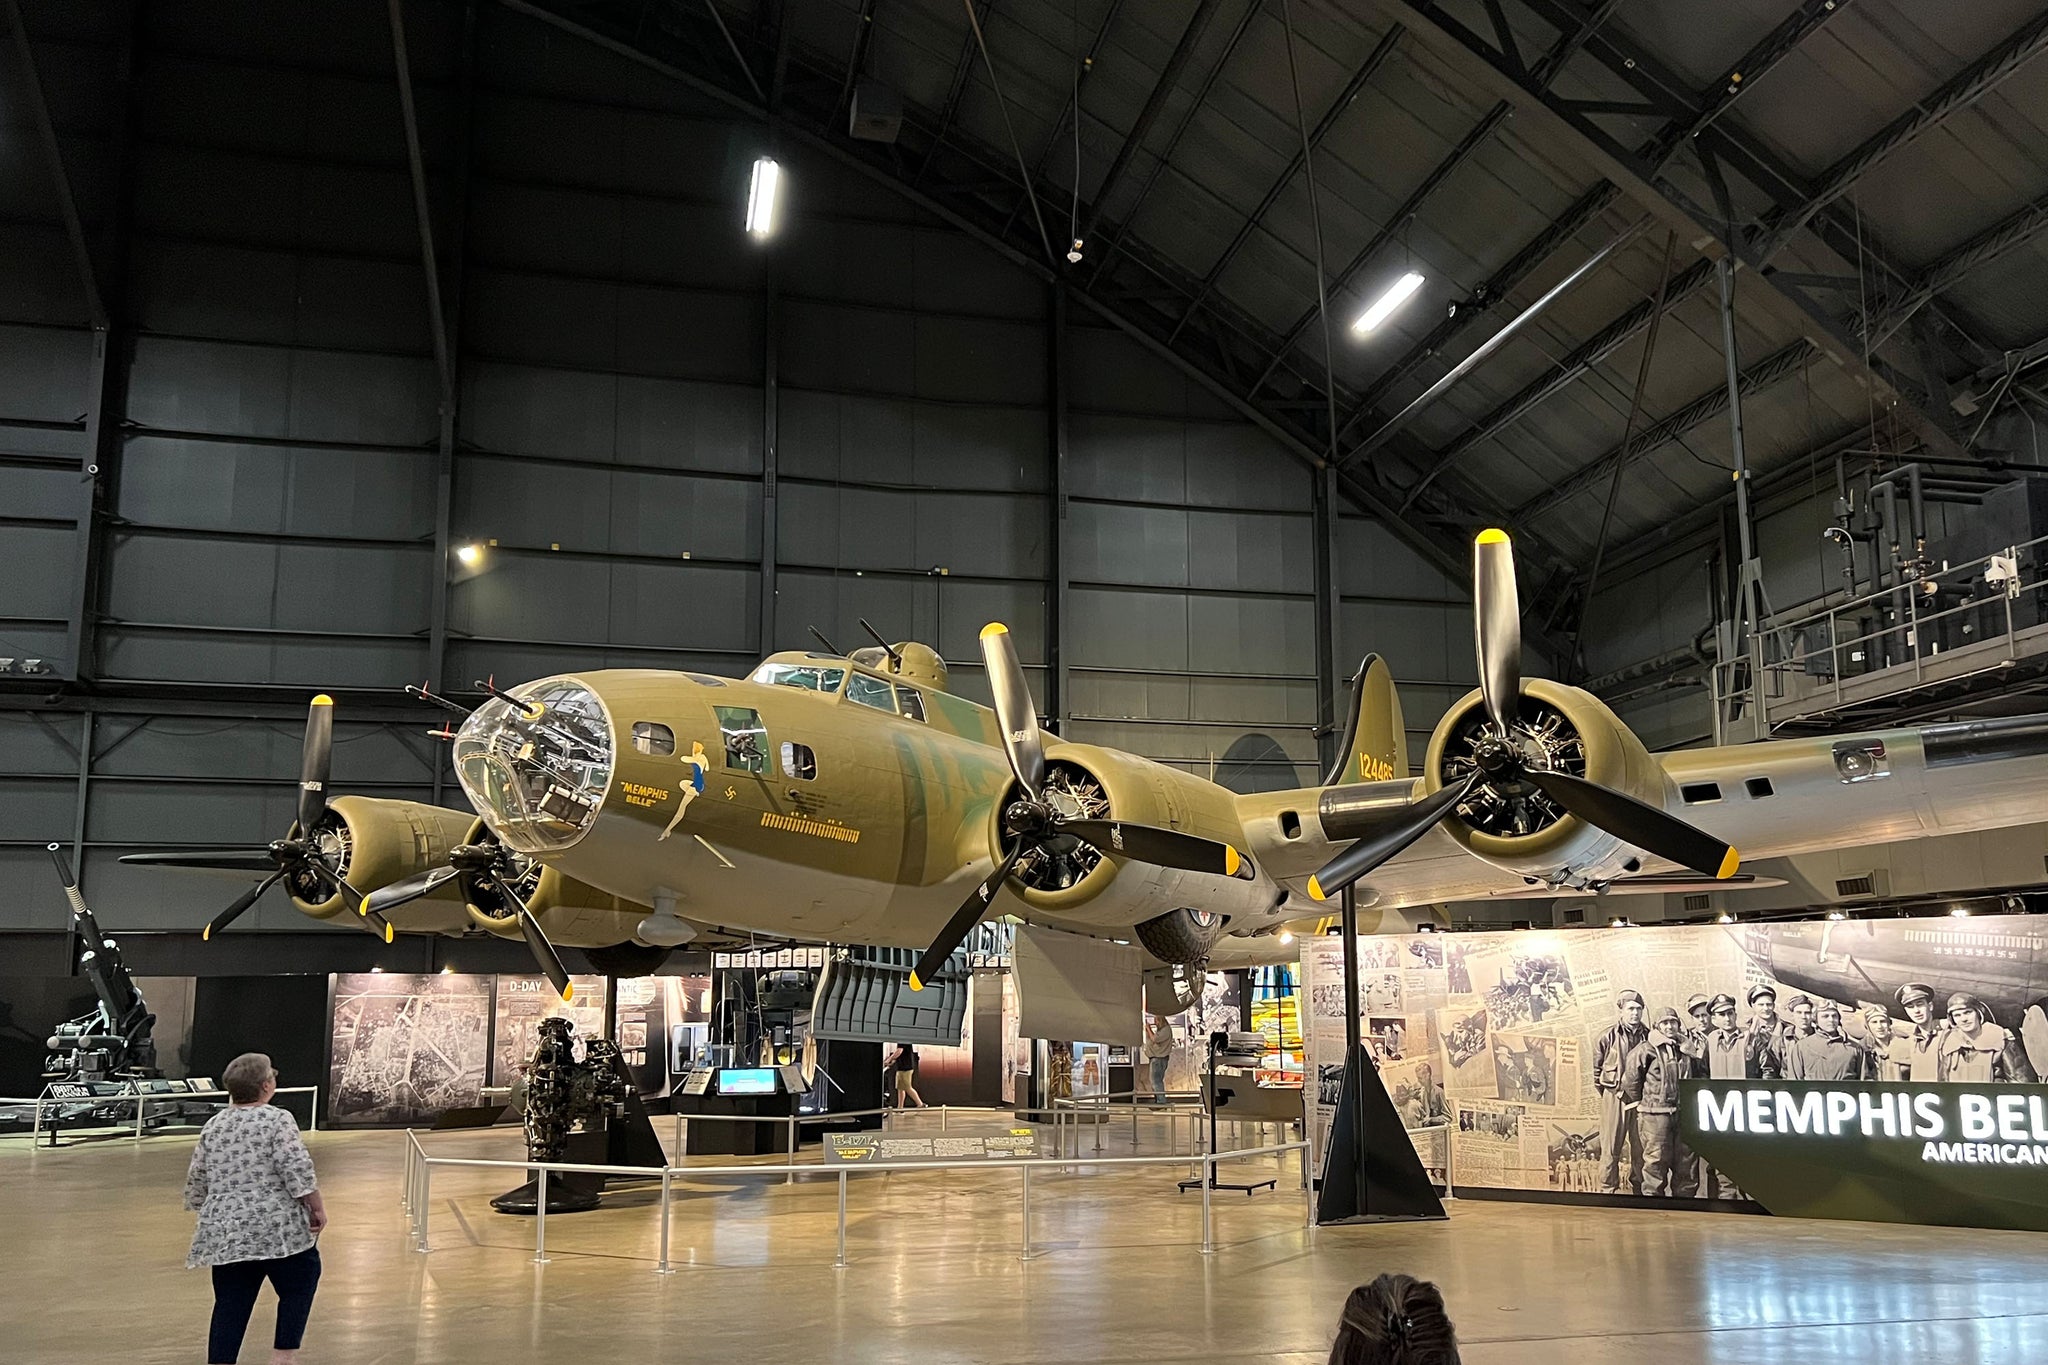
453,678,614,855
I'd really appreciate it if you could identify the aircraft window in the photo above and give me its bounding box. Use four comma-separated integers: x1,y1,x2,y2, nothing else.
714,707,769,774
1279,811,1302,840
782,741,817,781
845,673,896,713
631,721,676,757
1745,777,1775,798
1680,782,1722,804
896,688,926,723
751,663,846,693
684,672,726,687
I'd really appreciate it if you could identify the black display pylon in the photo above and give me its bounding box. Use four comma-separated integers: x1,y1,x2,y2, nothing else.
1314,1041,1447,1225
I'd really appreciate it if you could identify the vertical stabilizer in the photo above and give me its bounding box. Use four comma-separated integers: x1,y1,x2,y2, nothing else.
1323,654,1409,786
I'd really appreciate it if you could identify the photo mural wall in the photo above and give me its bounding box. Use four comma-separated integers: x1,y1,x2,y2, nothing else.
1301,914,2048,1201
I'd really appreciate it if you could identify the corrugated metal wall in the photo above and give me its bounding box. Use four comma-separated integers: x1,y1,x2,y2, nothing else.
0,1,1483,934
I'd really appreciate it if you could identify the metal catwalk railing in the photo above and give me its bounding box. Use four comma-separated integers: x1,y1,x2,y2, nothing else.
1713,530,2048,735
401,1127,1313,1268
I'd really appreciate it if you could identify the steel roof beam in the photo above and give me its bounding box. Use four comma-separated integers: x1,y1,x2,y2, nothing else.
1074,0,1223,251
1757,8,2048,259
494,0,1572,623
1164,23,1405,345
2,0,105,329
1252,101,1511,396
1086,0,1260,282
1365,0,1970,463
914,0,999,184
1514,339,1819,524
1403,255,1717,495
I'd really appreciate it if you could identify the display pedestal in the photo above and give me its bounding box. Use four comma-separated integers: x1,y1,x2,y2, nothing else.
491,1096,667,1215
673,1090,798,1156
1315,1043,1445,1225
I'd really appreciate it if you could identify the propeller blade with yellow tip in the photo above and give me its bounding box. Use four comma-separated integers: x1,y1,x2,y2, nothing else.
1304,774,1477,902
1055,819,1251,880
202,870,286,941
297,694,335,836
979,622,1045,800
1473,529,1521,737
910,844,1024,992
1523,767,1739,880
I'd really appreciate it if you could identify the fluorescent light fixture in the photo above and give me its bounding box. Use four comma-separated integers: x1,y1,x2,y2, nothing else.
746,156,782,237
1352,271,1425,334
456,542,483,567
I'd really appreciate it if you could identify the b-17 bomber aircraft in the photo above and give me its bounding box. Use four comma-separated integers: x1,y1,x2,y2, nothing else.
126,531,2048,1003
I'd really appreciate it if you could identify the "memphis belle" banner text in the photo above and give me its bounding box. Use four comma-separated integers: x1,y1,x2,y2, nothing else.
1694,1086,2048,1165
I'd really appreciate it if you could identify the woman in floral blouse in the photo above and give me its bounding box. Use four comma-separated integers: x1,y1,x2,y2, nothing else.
184,1053,327,1364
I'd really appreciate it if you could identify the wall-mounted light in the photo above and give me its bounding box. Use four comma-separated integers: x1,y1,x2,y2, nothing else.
1278,930,1294,945
1352,271,1425,334
1715,912,1735,924
1949,905,1972,917
746,156,783,238
456,542,483,567
1826,909,1848,921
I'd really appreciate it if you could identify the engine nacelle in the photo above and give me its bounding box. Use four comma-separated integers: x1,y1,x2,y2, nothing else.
1420,679,1664,885
457,819,643,949
988,742,1273,928
285,796,475,930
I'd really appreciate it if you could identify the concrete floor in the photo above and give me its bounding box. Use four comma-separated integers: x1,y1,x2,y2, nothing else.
7,1113,2048,1364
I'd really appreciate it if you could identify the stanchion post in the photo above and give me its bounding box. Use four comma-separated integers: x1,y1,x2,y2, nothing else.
134,1090,146,1140
1019,1164,1031,1261
1200,1154,1214,1255
657,1168,674,1274
533,1168,550,1264
1094,1093,1104,1153
941,1105,948,1132
835,1168,849,1268
309,1086,319,1133
418,1161,432,1253
786,1115,798,1186
1301,1143,1314,1230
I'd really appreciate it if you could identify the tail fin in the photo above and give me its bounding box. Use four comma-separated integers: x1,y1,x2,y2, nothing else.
1323,654,1409,786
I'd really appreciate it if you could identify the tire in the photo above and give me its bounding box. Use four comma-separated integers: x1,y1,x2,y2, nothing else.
1133,907,1227,965
583,941,673,977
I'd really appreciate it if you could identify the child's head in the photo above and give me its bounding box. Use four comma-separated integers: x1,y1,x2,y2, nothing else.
1328,1275,1460,1365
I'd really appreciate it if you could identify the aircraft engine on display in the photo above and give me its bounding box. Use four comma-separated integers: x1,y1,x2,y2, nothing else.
1413,678,1665,887
282,796,475,928
451,819,664,950
988,742,1275,930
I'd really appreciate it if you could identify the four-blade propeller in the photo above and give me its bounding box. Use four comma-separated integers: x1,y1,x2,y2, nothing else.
119,697,394,943
907,624,1250,991
1305,529,1738,902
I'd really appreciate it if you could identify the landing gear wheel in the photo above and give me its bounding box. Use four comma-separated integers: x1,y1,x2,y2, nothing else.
1133,907,1227,965
584,941,672,977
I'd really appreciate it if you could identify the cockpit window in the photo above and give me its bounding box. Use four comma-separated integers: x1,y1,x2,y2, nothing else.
631,721,675,756
896,689,926,722
845,673,896,713
715,706,769,774
751,663,846,693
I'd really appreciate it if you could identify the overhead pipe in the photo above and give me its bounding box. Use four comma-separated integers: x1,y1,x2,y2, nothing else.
1362,216,1650,487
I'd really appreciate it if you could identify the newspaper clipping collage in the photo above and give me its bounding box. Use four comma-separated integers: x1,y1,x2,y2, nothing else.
1300,914,2048,1201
